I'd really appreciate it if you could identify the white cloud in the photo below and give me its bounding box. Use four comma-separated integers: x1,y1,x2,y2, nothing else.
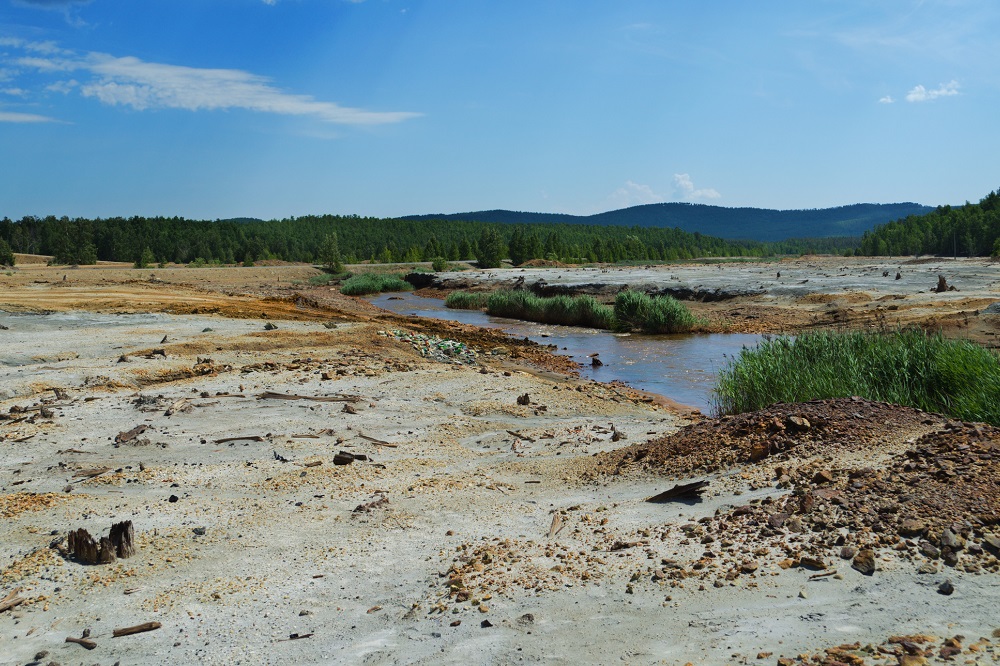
606,180,664,209
1,87,28,96
673,173,721,200
0,110,59,122
5,41,420,126
906,80,960,102
878,95,894,104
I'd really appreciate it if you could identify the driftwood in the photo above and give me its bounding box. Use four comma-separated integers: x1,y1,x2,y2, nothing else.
115,424,150,444
258,391,362,403
110,521,136,558
547,514,564,538
357,433,397,448
113,621,162,637
65,635,97,650
507,429,535,443
0,587,25,613
213,435,264,444
645,480,709,503
72,466,111,480
164,398,191,416
333,451,370,466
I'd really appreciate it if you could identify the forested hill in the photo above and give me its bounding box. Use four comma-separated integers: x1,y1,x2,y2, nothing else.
859,189,1000,257
402,202,932,242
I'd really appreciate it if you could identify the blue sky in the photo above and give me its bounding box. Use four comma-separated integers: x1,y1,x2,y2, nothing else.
1,0,998,220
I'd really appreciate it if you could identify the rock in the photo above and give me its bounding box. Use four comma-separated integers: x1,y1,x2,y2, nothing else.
192,527,206,536
786,415,811,431
899,519,926,537
919,542,940,559
799,556,827,570
518,613,534,625
768,513,789,529
937,580,954,595
798,587,808,599
516,393,531,406
812,470,833,485
852,549,876,576
840,546,857,560
739,561,759,574
916,563,938,574
939,528,965,550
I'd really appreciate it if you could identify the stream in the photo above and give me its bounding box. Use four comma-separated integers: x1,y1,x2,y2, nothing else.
369,292,763,412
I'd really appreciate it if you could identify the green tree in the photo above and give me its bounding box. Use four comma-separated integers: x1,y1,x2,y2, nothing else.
135,246,155,269
0,238,14,266
318,233,343,273
476,227,505,268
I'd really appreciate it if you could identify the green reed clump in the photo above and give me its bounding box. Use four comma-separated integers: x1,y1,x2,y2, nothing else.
339,273,413,296
444,291,488,310
484,290,615,329
613,290,698,334
713,328,1000,425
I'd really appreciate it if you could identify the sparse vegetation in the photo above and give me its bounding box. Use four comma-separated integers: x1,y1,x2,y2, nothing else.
713,328,1000,425
339,273,413,296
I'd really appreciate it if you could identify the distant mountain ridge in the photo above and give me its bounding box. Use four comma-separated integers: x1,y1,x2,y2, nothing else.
401,202,933,242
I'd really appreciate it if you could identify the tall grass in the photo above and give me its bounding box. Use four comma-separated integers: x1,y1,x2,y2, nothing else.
445,291,488,310
340,273,413,296
613,290,699,334
713,328,1000,425
485,290,616,329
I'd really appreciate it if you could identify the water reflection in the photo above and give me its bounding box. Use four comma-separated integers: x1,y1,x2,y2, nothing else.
370,292,762,412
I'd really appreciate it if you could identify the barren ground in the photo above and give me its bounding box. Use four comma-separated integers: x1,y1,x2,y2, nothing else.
1,259,1000,666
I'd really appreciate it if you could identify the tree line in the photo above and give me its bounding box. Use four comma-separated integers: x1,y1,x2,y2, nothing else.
858,189,1000,257
0,213,858,268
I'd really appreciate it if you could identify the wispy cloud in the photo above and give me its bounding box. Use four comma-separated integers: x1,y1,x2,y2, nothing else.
4,39,420,126
674,173,721,200
878,95,894,104
606,180,664,209
0,110,60,123
905,79,960,102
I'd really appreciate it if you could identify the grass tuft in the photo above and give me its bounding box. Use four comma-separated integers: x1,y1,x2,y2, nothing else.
484,290,615,329
340,273,413,296
613,290,699,334
713,328,1000,425
444,291,488,310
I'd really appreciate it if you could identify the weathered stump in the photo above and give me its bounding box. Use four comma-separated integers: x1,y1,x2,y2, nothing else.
110,520,136,558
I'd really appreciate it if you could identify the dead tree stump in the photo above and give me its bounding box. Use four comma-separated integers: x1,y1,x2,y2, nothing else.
110,520,136,558
67,520,136,564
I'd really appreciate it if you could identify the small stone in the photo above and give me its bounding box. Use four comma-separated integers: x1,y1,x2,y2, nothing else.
740,561,759,574
478,605,489,613
34,652,49,661
840,546,857,560
798,587,808,599
480,620,493,628
450,620,461,627
192,527,206,536
938,580,955,595
899,519,926,537
812,470,833,485
518,613,534,625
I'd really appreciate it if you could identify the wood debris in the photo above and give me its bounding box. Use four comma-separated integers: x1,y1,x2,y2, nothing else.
0,587,25,613
65,635,97,650
115,424,150,445
258,391,362,403
357,433,397,448
113,621,162,637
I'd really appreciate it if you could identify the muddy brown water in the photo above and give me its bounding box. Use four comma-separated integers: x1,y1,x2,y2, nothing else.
370,292,763,412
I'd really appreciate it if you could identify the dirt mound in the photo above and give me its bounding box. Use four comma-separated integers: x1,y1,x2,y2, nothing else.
587,397,934,480
714,420,1000,574
518,258,570,268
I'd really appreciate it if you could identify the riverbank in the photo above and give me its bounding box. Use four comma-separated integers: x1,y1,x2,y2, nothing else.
414,256,1000,345
1,263,1000,665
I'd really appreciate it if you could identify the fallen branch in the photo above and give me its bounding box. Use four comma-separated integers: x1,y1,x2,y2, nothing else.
507,430,535,443
808,569,838,581
72,466,111,480
0,588,25,613
548,514,564,538
357,433,397,448
115,424,150,444
65,635,97,650
258,391,361,403
113,621,162,637
213,435,264,444
164,398,191,417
